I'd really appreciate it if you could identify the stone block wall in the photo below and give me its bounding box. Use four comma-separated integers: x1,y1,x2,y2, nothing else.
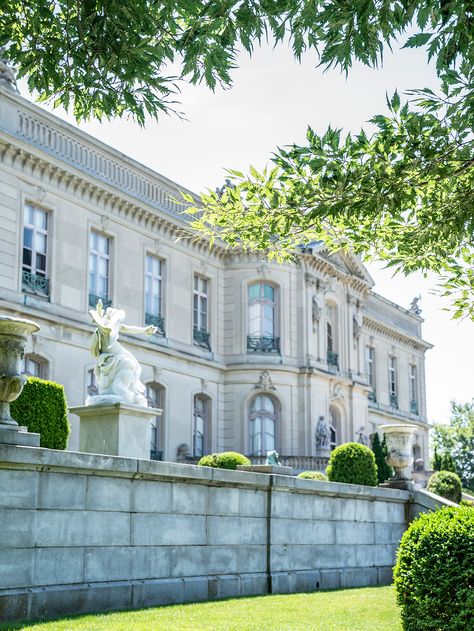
0,444,411,622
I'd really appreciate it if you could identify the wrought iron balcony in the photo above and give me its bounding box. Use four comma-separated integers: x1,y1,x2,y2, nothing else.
88,293,112,310
150,449,163,461
145,312,165,337
22,270,50,298
410,400,419,415
368,390,377,403
247,336,280,353
389,394,398,408
327,350,339,368
193,328,211,350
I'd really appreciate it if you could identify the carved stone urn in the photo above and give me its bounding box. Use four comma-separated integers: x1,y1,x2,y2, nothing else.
0,315,40,426
380,423,417,481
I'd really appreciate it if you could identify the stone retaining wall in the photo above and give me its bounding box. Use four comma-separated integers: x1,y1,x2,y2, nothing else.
0,444,415,622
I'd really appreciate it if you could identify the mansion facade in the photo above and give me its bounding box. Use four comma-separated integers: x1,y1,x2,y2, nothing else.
0,82,433,468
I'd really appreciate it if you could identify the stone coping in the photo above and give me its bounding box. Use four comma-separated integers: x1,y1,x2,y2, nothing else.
0,444,410,502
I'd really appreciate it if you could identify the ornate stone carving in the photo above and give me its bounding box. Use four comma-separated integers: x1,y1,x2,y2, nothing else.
200,378,208,392
409,295,422,315
0,53,18,92
265,450,281,465
86,301,157,406
330,383,345,402
257,259,269,278
312,295,322,331
356,426,368,446
176,442,190,461
0,315,40,426
255,370,275,391
315,415,330,451
380,424,417,480
353,312,363,340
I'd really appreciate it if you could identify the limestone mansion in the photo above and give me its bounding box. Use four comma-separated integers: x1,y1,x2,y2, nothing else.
0,82,432,468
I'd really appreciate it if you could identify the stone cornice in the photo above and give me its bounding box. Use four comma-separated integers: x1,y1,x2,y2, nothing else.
302,254,371,297
0,137,227,261
363,314,433,352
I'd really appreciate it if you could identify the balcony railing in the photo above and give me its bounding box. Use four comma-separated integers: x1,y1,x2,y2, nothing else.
327,350,339,368
145,312,165,337
185,454,330,472
150,449,164,461
193,328,211,350
368,390,377,403
389,394,398,408
247,336,280,353
410,400,419,415
88,293,112,310
22,270,50,298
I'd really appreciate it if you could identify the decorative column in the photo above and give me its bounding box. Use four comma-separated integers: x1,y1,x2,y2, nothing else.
0,315,41,447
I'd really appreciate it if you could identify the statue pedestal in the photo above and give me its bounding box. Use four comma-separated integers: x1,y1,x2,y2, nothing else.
71,403,160,460
379,479,415,491
237,464,293,475
0,424,40,447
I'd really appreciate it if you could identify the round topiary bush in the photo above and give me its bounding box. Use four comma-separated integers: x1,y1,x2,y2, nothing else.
297,471,328,481
197,452,250,470
10,377,70,449
427,470,462,504
326,442,378,486
197,454,219,467
394,506,474,631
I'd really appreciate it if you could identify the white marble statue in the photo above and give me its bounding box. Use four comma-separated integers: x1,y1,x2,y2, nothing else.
87,300,156,406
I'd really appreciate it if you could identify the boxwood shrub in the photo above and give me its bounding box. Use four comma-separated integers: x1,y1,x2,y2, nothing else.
394,506,474,630
326,442,378,486
10,377,69,449
427,470,462,504
197,451,250,470
297,471,328,481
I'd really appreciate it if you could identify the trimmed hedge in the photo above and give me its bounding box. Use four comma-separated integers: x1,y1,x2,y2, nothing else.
427,470,462,504
394,506,474,630
371,432,392,483
297,471,328,481
10,377,70,449
197,451,250,470
326,442,378,487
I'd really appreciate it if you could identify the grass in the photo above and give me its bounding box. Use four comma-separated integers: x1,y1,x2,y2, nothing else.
3,586,402,631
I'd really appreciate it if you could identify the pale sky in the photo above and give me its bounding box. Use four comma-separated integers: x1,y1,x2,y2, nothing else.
19,39,474,425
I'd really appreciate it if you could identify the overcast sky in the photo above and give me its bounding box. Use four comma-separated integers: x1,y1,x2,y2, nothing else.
20,38,474,426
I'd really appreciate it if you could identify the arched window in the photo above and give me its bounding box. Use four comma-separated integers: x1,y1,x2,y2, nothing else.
193,394,210,457
249,394,278,455
146,383,165,461
326,304,338,368
21,354,48,379
247,283,279,353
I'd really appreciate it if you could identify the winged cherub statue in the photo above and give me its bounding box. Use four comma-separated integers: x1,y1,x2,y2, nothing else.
87,300,156,406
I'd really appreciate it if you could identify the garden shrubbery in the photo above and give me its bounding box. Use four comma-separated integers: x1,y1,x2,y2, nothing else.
297,471,328,481
10,377,69,449
197,451,250,470
326,442,378,486
394,506,474,630
427,470,462,504
371,432,392,483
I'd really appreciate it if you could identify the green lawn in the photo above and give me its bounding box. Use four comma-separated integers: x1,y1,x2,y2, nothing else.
4,586,402,631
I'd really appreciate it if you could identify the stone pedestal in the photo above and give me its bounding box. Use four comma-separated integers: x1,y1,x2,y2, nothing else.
71,403,161,460
379,479,414,491
237,464,293,475
0,424,40,447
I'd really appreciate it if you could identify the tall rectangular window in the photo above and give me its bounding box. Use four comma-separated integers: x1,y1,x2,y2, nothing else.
410,365,418,413
144,255,165,336
193,275,211,349
388,356,397,407
366,346,376,401
22,204,50,296
193,275,208,332
193,394,209,457
89,231,111,308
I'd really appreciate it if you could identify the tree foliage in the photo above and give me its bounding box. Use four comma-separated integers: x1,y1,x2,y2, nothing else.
3,2,474,311
371,432,392,484
432,399,474,490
